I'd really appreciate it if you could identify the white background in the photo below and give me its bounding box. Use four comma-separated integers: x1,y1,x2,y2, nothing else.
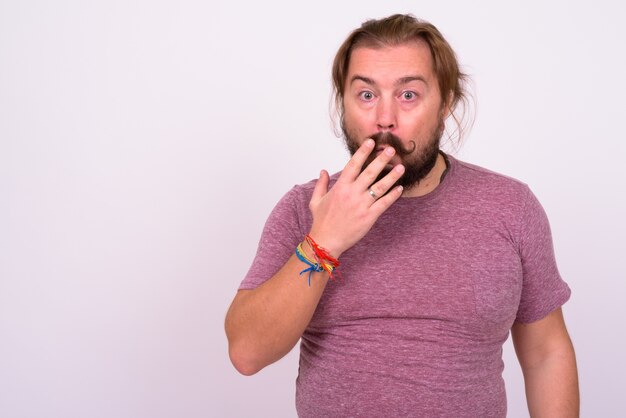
1,1,625,417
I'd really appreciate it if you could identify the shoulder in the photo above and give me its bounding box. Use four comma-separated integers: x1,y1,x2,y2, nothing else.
294,172,341,192
286,172,342,202
444,156,543,238
269,172,341,230
451,156,528,189
448,155,533,203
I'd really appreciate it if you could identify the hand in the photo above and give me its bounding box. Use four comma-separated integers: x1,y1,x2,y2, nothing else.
308,138,405,257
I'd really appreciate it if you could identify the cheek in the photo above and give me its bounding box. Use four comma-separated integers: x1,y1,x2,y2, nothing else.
401,112,438,137
397,117,423,137
344,100,374,122
343,110,366,135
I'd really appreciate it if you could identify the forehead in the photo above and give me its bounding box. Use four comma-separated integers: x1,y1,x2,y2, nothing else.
347,40,436,84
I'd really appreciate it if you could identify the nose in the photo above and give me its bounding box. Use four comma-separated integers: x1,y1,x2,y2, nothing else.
376,97,396,131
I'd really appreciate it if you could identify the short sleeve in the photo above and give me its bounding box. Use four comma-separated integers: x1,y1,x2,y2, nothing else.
515,187,571,323
239,185,311,290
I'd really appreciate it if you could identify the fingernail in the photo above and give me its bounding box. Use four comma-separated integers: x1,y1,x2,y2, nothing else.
385,147,395,155
395,164,405,173
365,139,374,147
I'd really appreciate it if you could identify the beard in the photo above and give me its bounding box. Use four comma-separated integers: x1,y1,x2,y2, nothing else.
342,118,444,190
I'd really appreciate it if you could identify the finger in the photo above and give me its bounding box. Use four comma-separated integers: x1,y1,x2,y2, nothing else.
340,138,375,182
370,185,404,216
310,169,329,207
355,145,399,188
367,163,405,199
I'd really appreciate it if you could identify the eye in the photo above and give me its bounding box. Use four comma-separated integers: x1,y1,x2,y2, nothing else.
401,91,417,101
358,91,375,101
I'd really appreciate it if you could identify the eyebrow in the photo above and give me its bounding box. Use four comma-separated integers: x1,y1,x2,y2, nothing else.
350,75,428,87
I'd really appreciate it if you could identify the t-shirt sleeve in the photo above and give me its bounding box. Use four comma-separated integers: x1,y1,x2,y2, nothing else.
239,185,310,290
515,186,571,323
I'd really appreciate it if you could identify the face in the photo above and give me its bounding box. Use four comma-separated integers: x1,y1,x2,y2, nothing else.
342,41,447,188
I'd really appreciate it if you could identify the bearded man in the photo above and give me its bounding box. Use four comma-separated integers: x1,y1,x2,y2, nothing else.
225,14,579,417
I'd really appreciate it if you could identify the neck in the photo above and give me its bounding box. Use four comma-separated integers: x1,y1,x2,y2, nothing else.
401,152,448,198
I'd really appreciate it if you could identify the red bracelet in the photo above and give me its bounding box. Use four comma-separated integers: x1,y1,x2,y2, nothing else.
304,234,340,280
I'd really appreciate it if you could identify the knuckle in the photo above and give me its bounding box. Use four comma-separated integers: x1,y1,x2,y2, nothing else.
345,158,360,171
361,163,381,180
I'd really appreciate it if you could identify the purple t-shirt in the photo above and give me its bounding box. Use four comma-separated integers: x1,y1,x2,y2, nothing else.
240,155,571,417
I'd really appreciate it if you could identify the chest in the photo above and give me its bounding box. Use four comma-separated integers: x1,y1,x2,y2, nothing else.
311,206,523,332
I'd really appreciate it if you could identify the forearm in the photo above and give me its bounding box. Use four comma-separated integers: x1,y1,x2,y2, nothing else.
521,342,579,417
225,253,329,375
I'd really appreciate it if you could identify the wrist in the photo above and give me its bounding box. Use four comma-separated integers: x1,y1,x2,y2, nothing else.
303,234,341,280
306,231,343,259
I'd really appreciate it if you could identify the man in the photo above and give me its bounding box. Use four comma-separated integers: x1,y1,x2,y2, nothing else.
225,14,579,417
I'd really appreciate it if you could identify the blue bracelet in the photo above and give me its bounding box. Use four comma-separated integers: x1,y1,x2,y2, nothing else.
295,245,324,286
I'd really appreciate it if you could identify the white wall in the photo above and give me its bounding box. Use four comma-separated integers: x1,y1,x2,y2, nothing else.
1,1,624,417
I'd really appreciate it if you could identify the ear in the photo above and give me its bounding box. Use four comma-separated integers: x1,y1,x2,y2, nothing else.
441,91,454,119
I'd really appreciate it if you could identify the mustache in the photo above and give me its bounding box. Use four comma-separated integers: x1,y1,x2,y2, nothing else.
369,132,416,156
